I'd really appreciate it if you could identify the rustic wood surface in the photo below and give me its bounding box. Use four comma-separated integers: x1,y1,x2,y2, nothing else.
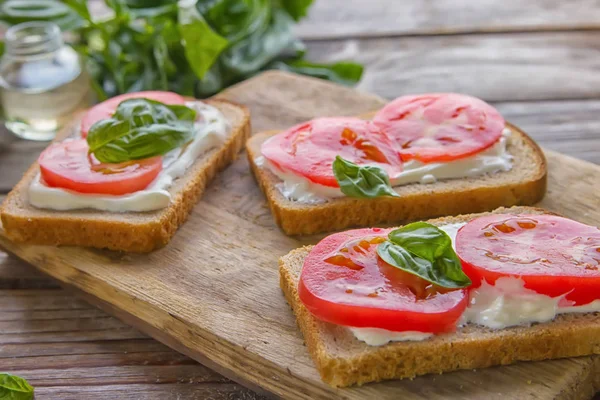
1,71,600,400
0,1,599,398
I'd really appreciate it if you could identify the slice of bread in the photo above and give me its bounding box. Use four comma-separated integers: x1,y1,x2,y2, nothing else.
279,206,600,388
247,114,547,236
0,99,250,253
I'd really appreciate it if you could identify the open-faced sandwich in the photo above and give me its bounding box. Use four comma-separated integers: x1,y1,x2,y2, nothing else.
0,91,250,252
279,206,600,387
247,93,546,235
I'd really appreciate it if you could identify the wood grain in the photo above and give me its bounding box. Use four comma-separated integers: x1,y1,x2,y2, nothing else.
0,287,262,399
296,0,600,39
1,71,599,399
304,31,600,102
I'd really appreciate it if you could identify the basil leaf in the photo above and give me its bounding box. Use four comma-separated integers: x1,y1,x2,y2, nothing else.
332,156,399,199
279,0,314,21
92,123,194,163
0,373,34,400
268,59,364,87
388,222,452,262
87,98,197,163
0,0,363,98
178,0,229,79
377,223,471,289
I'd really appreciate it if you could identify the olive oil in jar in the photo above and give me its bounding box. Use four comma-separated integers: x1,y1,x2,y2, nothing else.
0,22,91,141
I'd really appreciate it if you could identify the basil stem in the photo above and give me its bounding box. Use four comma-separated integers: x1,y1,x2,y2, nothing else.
377,222,471,289
332,155,399,199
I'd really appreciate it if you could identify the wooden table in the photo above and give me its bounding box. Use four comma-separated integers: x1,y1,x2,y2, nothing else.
1,1,599,398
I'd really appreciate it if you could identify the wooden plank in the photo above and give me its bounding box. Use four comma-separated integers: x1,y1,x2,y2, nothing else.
1,71,599,399
0,288,252,397
0,194,57,289
296,0,600,39
32,384,263,400
0,251,58,289
304,31,600,102
0,134,46,193
495,100,600,165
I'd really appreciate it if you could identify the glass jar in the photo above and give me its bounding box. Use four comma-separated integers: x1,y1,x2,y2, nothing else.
0,21,91,141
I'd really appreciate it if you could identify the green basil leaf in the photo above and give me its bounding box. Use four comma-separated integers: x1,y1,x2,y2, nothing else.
178,0,229,79
92,123,194,163
63,0,91,22
87,98,197,163
278,0,313,21
332,156,399,199
388,222,452,262
0,373,34,400
267,59,363,86
377,223,471,289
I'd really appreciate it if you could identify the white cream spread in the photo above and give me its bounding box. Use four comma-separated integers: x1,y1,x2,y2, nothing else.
345,222,600,346
348,327,433,346
261,128,513,204
28,101,229,212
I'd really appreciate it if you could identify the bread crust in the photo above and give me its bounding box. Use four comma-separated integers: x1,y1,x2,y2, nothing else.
278,206,600,387
247,121,547,235
0,99,251,253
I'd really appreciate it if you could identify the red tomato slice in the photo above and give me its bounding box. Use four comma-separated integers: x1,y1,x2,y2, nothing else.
456,214,600,305
81,91,186,137
261,117,403,188
39,139,162,195
373,93,505,163
298,228,468,332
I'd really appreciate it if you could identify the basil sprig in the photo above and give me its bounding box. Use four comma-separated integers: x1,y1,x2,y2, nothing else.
332,156,399,199
86,98,197,163
377,222,471,289
0,373,34,400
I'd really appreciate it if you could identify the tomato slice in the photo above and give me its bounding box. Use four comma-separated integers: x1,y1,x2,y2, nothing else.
261,117,403,188
373,93,505,163
456,214,600,305
81,91,186,137
298,228,468,332
39,139,163,195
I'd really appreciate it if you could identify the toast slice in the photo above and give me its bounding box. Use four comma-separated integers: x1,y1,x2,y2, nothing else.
0,99,250,253
247,115,547,235
279,206,600,388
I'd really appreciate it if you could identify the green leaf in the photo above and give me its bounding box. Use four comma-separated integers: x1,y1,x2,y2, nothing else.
388,222,452,262
279,0,313,21
268,59,363,86
0,0,362,98
63,0,92,22
0,373,34,400
377,223,472,289
87,98,197,163
178,0,229,79
332,156,399,199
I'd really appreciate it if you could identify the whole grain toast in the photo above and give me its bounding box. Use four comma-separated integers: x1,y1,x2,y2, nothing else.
279,206,600,388
0,99,250,253
247,113,547,236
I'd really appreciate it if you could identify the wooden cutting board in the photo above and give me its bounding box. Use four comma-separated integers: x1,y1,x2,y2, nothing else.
1,71,599,400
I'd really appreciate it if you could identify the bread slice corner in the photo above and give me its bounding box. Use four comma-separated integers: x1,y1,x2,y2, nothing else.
279,206,600,387
0,99,251,253
247,120,547,236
